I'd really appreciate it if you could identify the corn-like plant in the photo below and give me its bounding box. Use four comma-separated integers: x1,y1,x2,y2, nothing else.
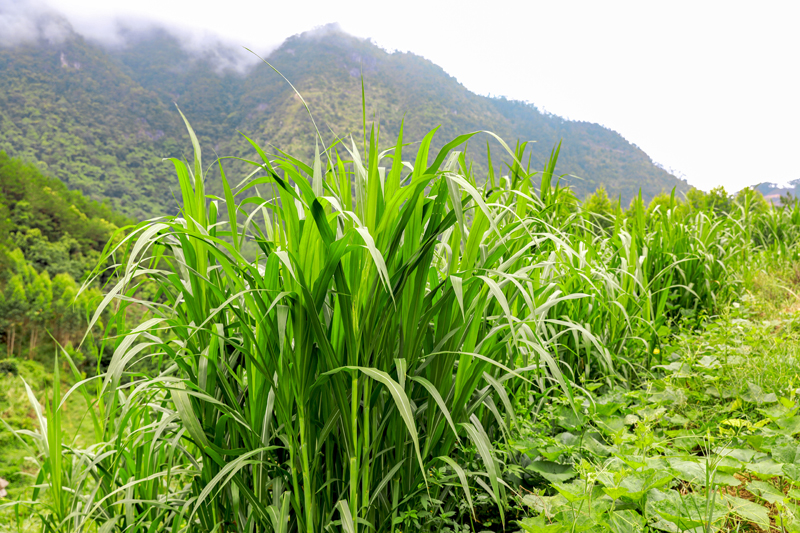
56,114,602,533
7,101,797,533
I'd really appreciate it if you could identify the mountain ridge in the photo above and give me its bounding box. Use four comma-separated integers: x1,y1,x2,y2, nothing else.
753,179,800,204
0,21,689,219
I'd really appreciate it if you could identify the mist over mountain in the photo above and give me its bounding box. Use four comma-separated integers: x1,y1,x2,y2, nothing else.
0,0,72,46
0,12,689,219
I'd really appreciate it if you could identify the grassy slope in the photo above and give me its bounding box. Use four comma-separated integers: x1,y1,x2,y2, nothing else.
0,152,130,370
0,151,132,248
0,359,91,506
0,153,130,519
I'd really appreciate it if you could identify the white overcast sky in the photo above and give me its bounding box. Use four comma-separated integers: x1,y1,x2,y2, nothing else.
12,0,800,191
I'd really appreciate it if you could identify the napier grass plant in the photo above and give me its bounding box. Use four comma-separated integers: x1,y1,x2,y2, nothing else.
35,116,591,533
4,93,794,532
68,117,588,532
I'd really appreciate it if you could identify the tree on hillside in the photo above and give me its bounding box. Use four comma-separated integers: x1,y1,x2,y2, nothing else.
1,274,26,358
0,247,102,360
0,153,124,363
647,192,680,219
684,187,709,213
26,270,52,358
51,273,84,347
583,185,622,232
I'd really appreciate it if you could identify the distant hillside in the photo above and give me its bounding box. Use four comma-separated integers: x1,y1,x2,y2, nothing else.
0,32,184,218
753,180,800,204
0,22,689,219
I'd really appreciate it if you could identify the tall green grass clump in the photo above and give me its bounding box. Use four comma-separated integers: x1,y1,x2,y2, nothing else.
25,119,595,533
6,108,793,532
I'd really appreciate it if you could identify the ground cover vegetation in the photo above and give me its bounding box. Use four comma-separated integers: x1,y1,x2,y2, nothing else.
1,103,798,533
507,299,800,533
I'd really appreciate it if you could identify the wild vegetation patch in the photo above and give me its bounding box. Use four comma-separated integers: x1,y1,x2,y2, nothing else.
1,109,799,532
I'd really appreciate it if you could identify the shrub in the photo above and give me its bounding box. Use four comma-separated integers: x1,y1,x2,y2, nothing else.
0,359,17,376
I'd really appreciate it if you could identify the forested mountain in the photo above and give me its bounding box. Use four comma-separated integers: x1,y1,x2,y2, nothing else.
0,31,183,218
0,22,688,219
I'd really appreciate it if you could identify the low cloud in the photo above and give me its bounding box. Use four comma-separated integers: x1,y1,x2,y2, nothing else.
108,21,262,73
0,0,72,46
0,0,268,73
298,22,346,40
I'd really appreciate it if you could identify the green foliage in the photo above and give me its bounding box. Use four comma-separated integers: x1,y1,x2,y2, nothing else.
684,187,710,213
0,152,125,363
0,86,796,532
0,247,102,361
0,359,17,376
3,107,781,533
734,186,770,215
505,295,800,533
707,186,734,215
582,185,622,232
0,151,131,272
0,354,94,530
645,191,678,218
0,33,188,219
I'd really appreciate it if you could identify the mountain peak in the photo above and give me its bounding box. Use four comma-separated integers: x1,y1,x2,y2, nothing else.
292,22,350,41
276,23,380,61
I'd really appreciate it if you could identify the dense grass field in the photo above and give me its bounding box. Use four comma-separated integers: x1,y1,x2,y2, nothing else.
3,113,800,532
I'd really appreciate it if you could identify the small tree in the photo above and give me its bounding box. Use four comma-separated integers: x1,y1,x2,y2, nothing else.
706,186,733,214
734,187,769,215
779,191,796,207
684,187,708,213
583,185,622,232
646,191,681,219
1,275,27,357
51,273,82,347
26,270,52,358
